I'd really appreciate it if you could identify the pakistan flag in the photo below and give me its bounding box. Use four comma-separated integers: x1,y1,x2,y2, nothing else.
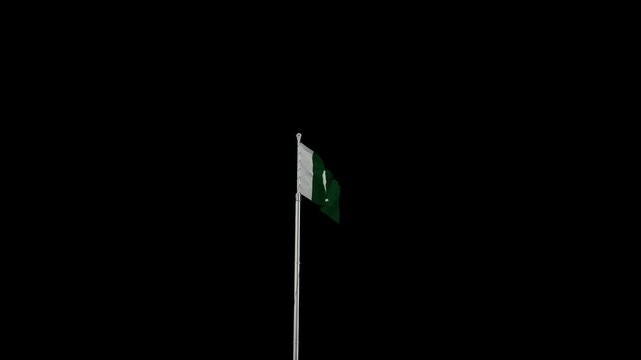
297,142,340,223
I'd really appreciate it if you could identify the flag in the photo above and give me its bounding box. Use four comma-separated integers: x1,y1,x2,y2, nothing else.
298,142,340,223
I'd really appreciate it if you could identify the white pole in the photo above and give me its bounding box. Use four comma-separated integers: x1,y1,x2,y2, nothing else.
293,133,302,360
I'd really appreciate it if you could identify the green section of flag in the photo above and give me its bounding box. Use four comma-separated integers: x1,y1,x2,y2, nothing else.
310,153,340,223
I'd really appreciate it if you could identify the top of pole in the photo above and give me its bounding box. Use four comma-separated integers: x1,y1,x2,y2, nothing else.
296,133,302,196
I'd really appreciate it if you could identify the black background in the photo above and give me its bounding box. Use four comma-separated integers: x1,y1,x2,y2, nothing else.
30,117,572,358
12,12,592,358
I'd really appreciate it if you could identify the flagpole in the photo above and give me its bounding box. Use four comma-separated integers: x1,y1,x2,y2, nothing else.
293,133,302,360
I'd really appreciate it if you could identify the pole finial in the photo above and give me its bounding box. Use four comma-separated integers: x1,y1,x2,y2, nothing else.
296,133,301,142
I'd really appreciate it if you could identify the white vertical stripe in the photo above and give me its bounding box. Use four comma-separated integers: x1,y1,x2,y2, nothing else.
298,143,314,200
